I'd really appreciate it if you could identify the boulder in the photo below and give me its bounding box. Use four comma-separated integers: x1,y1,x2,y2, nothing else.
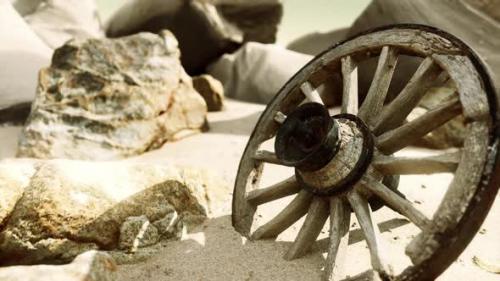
22,0,105,49
207,42,316,104
0,1,51,123
348,0,500,97
193,75,225,111
0,159,37,228
0,159,228,265
105,0,282,74
0,250,117,281
216,0,283,43
17,30,207,160
287,27,349,56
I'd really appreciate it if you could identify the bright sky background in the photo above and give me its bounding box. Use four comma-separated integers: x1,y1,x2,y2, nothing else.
97,0,371,44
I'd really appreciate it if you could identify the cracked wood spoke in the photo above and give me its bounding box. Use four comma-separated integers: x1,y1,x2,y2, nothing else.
347,190,391,275
253,150,282,165
246,176,302,206
377,97,462,154
301,81,324,104
373,57,442,135
341,56,358,114
358,46,398,124
285,198,329,260
360,175,430,230
373,151,461,175
324,198,351,281
251,190,313,240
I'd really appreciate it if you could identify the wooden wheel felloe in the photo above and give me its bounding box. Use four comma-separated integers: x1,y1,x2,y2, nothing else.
232,25,499,281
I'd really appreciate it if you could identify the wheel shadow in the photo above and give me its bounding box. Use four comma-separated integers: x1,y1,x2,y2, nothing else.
117,215,324,280
117,215,410,281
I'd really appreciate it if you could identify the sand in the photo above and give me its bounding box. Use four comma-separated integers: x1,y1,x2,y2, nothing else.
0,99,498,280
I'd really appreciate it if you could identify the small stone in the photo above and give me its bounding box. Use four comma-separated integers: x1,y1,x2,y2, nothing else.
193,75,225,112
0,250,117,281
152,207,182,239
119,216,159,252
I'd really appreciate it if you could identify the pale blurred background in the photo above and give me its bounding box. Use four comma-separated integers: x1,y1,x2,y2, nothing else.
97,0,371,44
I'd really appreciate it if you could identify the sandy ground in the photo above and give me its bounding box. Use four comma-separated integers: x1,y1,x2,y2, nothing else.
1,99,498,280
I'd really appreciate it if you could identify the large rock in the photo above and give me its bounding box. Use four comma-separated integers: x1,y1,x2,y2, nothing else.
17,31,207,160
105,0,282,74
0,0,51,123
0,250,117,281
287,27,349,56
216,0,283,44
348,0,500,97
0,159,228,265
207,42,316,104
0,159,37,228
22,0,105,49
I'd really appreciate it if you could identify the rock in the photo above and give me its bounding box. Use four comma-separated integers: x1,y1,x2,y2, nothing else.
193,75,225,111
287,27,349,56
105,0,283,74
152,205,183,239
119,216,159,252
0,1,51,113
348,0,500,97
23,0,105,49
0,250,117,281
17,30,207,160
0,159,228,265
207,42,316,104
217,0,283,43
9,0,43,16
0,159,37,228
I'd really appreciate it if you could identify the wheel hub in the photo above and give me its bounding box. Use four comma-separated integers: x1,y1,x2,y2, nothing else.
275,103,374,196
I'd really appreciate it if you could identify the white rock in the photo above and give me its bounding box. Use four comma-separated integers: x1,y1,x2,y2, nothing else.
0,0,51,110
0,250,117,281
24,0,105,49
207,42,313,104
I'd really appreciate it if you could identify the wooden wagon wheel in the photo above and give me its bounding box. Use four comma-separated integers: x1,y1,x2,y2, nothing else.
232,25,499,281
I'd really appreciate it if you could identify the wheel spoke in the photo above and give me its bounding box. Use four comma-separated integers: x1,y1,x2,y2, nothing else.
360,175,430,229
246,176,301,206
324,198,351,281
252,150,283,165
341,56,358,114
376,97,462,154
251,190,313,240
358,46,398,124
372,57,442,135
285,197,329,260
373,151,461,175
301,81,324,104
347,190,391,276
